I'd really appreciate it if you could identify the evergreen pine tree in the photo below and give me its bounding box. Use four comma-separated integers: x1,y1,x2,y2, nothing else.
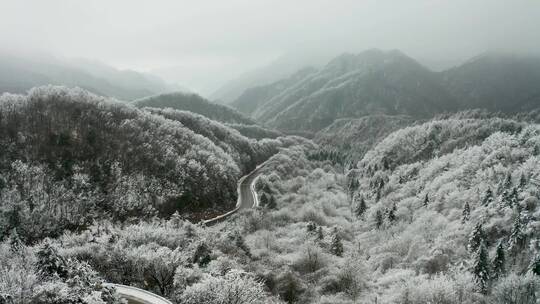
468,223,486,253
348,177,360,195
8,229,23,253
387,203,397,223
499,187,507,203
530,254,540,276
192,242,212,267
306,221,317,233
508,213,526,255
267,195,277,209
375,188,381,202
354,196,367,218
36,241,68,278
491,241,506,280
482,188,494,206
259,192,269,208
316,227,324,241
235,234,252,258
508,187,519,207
184,223,196,239
375,210,384,229
262,183,272,194
423,193,429,207
472,241,491,294
503,172,513,190
330,228,344,257
382,157,390,170
462,202,471,224
519,172,527,189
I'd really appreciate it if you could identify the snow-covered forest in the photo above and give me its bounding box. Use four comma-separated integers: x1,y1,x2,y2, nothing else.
1,85,540,303
1,1,540,302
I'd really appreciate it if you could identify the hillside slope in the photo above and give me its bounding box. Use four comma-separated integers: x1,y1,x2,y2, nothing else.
0,86,284,242
315,115,415,162
231,67,317,116
133,92,255,125
0,53,175,100
442,53,540,112
345,116,540,302
232,49,456,132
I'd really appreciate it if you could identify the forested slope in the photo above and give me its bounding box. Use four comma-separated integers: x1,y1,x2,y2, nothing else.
345,116,540,302
231,49,456,132
134,92,255,125
315,115,415,163
0,86,285,242
0,53,175,100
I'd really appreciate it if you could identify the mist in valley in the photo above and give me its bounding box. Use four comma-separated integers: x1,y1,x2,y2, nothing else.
1,1,540,304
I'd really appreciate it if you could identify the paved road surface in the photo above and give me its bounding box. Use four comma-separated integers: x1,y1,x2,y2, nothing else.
105,284,172,304
203,161,267,225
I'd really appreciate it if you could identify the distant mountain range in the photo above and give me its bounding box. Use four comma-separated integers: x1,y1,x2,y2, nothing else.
210,51,332,104
442,52,540,112
0,52,180,101
230,49,540,133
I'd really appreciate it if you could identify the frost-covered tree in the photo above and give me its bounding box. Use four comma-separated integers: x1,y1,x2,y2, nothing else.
354,195,367,218
502,187,519,208
530,254,540,276
179,270,267,304
36,241,67,279
490,273,539,304
374,209,384,230
259,192,269,208
472,241,490,294
306,221,317,233
234,234,251,258
276,272,305,304
348,177,360,197
423,193,429,207
492,241,506,280
316,227,324,241
508,213,526,256
469,223,486,253
518,172,527,189
8,229,23,253
502,172,513,191
192,242,212,267
267,195,277,209
387,203,397,223
482,188,494,206
462,202,471,224
330,228,344,257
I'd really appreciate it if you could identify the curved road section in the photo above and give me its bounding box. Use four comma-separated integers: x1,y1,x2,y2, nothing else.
108,161,270,303
203,160,268,225
105,284,172,304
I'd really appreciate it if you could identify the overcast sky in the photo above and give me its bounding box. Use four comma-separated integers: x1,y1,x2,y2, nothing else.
1,0,539,94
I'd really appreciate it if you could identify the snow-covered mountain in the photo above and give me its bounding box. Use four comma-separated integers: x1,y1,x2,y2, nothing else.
232,49,457,133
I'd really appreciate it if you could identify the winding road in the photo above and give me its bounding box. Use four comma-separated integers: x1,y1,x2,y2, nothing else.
105,284,173,304
203,161,266,225
112,161,268,303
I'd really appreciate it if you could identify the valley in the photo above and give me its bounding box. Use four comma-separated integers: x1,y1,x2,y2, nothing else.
1,2,540,302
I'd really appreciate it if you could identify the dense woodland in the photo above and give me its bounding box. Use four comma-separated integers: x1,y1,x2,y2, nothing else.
0,87,296,244
2,49,540,304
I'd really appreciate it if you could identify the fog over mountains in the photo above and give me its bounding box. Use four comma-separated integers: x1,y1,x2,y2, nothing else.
230,50,540,133
2,1,540,303
0,52,180,100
